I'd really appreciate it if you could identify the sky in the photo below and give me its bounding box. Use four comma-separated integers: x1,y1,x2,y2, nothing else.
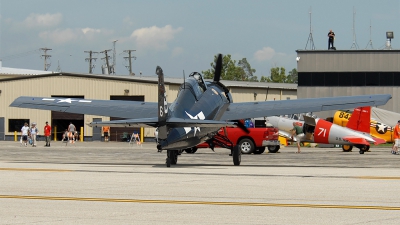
0,0,399,78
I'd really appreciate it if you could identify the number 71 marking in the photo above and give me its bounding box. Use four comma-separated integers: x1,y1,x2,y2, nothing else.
318,127,326,137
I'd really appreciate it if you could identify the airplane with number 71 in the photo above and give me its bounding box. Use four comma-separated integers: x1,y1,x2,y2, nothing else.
266,106,386,154
10,54,391,166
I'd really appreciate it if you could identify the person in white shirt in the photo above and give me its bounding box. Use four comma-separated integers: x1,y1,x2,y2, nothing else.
21,123,30,146
30,123,39,147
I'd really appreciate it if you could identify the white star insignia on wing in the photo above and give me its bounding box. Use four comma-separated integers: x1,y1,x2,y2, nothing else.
57,98,77,103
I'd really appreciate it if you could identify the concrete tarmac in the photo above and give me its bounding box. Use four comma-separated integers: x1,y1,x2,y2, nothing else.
1,141,400,224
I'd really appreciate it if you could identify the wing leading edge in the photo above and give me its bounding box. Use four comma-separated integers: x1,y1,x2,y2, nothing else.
89,118,237,128
221,94,391,121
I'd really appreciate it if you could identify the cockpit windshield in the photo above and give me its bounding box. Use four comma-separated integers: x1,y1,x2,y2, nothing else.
189,72,207,93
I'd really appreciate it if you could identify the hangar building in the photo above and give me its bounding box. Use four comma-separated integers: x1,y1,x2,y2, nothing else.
296,49,400,119
0,67,297,141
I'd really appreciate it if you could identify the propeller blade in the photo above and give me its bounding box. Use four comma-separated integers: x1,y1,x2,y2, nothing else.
213,54,222,82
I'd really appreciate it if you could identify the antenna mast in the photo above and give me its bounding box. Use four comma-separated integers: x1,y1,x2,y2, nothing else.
350,7,359,49
305,7,315,50
365,20,374,49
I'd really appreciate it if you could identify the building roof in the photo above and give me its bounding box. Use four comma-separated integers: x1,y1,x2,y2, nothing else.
0,66,54,76
0,71,297,90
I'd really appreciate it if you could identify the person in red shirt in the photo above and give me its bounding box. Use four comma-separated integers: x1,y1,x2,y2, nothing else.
44,121,52,147
392,120,400,155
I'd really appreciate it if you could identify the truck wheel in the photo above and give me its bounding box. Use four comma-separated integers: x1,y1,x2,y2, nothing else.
253,147,265,154
184,147,198,154
268,145,280,153
238,138,254,154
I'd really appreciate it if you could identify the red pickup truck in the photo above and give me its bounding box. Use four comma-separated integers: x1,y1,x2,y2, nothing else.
194,126,280,154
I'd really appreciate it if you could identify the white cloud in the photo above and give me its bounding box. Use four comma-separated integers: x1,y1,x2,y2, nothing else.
171,47,184,57
254,47,276,61
130,25,183,50
39,28,78,44
23,13,62,28
39,28,113,44
123,16,134,26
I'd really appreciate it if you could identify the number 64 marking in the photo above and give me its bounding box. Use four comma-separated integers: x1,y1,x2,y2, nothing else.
318,127,326,137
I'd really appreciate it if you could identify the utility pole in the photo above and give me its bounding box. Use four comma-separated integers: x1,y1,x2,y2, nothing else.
112,40,118,74
84,50,98,74
40,47,52,71
123,50,136,75
100,49,112,74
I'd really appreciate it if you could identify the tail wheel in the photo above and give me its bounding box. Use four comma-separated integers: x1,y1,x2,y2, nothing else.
184,147,198,154
342,145,353,152
238,138,254,154
233,145,241,166
358,145,370,154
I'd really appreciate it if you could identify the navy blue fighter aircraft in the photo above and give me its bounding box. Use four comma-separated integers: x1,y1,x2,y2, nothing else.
10,54,391,167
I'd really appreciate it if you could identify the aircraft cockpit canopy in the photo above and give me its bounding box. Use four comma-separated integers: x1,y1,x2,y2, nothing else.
179,72,208,100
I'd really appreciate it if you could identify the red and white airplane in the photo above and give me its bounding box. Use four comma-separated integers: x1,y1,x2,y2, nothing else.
266,106,386,154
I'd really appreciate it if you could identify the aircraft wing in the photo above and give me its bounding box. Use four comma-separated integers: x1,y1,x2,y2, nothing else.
10,96,158,119
220,94,391,121
89,118,237,128
89,118,159,128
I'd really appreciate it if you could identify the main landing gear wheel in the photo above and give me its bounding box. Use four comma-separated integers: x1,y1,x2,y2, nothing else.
166,150,178,167
232,145,241,166
342,145,353,152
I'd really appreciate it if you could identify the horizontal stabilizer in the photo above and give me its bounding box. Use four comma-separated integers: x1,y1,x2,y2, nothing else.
342,136,370,145
372,137,386,145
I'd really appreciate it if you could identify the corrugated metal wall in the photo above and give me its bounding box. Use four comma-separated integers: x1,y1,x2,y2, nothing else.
297,50,400,72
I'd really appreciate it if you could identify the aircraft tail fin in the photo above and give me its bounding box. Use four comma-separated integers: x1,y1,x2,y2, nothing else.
346,106,371,133
156,66,168,139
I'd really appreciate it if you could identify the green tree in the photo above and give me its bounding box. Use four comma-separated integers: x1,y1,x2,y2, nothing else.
260,67,298,83
287,68,298,83
202,54,258,81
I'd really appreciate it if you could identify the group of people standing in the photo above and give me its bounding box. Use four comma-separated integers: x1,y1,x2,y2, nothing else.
20,121,52,147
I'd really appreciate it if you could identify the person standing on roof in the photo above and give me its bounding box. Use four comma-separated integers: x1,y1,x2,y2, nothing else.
328,29,335,49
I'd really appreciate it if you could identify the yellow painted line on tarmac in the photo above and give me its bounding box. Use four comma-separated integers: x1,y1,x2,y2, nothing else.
357,176,400,180
1,195,400,210
0,168,72,172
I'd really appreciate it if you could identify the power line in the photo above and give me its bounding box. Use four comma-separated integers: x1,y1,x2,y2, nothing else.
0,49,41,61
